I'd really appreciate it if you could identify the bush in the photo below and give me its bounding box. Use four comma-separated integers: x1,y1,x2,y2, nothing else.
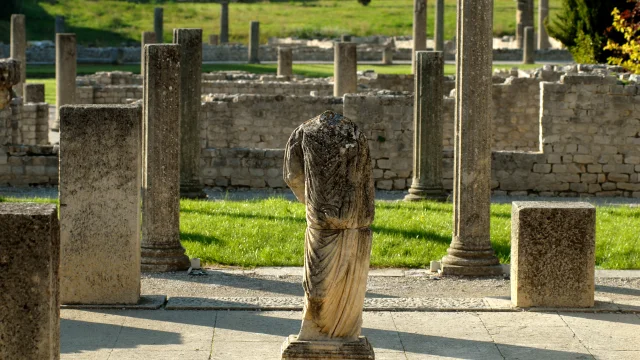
605,1,640,73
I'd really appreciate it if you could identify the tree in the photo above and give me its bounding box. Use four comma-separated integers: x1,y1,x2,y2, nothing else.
358,0,371,5
605,1,640,73
546,0,633,63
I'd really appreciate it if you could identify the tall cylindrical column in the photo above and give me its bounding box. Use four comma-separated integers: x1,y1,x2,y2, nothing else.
538,0,551,50
55,33,76,131
516,0,533,49
277,47,293,77
141,31,156,76
173,28,206,199
154,7,163,43
10,14,26,98
412,0,427,73
220,1,229,44
523,26,535,64
333,42,357,97
55,15,65,34
434,0,445,52
441,0,501,276
248,21,260,64
141,44,190,272
405,51,446,202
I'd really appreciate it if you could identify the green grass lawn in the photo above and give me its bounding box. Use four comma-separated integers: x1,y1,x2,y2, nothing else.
3,0,562,46
2,196,639,269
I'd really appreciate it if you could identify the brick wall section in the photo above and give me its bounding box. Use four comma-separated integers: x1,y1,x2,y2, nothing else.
0,145,58,186
491,77,541,151
0,100,48,146
202,81,334,96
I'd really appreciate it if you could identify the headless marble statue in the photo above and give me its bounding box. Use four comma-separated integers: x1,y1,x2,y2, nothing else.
281,110,375,359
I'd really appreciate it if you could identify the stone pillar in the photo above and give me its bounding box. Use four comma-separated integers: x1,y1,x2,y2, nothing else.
434,0,444,52
59,104,141,304
220,1,229,44
405,51,446,202
154,7,163,43
516,0,533,49
209,34,219,45
248,21,260,64
538,0,551,50
0,203,60,360
382,46,393,65
55,15,65,34
440,0,502,276
142,44,190,272
10,14,26,98
23,83,45,103
141,31,156,76
55,33,76,131
174,28,206,199
341,34,352,42
277,47,293,77
412,0,427,73
333,42,357,97
523,26,535,64
511,202,596,308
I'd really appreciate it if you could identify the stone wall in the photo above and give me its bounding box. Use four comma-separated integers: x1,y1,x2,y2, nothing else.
202,80,334,97
0,99,49,146
0,145,58,186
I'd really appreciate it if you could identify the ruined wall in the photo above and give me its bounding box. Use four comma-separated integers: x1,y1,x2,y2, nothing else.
0,99,48,146
202,80,334,96
0,145,58,186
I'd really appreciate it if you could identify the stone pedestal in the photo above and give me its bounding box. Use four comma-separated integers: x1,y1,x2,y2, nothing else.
55,33,77,131
220,1,229,44
0,203,60,360
516,0,533,49
0,59,21,110
333,42,357,97
248,21,260,64
154,7,163,43
174,28,206,199
434,0,444,52
382,46,393,65
405,51,446,202
538,0,551,49
511,202,596,308
141,31,157,76
440,0,502,277
55,15,65,34
59,104,141,304
523,26,535,64
277,47,293,77
24,83,45,103
10,14,26,98
281,336,374,360
412,0,427,73
209,34,219,45
142,44,190,272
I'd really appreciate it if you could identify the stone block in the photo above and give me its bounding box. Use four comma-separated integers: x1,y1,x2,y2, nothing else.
511,202,595,308
23,83,45,103
0,203,60,360
59,104,141,304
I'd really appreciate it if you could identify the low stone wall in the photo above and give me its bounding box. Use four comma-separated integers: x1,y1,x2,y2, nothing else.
0,145,58,186
202,80,334,96
0,99,49,146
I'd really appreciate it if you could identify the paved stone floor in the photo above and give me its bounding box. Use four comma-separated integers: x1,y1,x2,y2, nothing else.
60,309,640,359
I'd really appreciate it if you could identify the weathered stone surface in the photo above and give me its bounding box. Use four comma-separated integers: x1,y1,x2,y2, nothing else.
142,44,189,272
10,14,26,98
154,7,163,43
0,58,21,110
248,21,260,64
412,0,427,72
538,0,551,49
174,28,206,198
523,26,535,64
24,83,45,103
405,51,446,201
511,202,596,308
220,1,229,44
59,104,141,304
333,42,357,97
55,33,77,131
282,111,375,359
277,47,293,77
441,0,502,276
141,31,156,76
0,203,60,360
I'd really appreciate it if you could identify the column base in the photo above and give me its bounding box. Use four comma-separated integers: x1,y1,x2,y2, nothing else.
141,246,190,272
404,186,448,202
180,183,207,199
281,335,375,360
440,245,503,276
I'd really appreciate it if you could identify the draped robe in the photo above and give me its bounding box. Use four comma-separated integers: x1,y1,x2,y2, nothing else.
283,111,375,342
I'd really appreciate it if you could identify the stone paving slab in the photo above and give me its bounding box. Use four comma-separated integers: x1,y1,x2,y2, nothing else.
61,295,166,310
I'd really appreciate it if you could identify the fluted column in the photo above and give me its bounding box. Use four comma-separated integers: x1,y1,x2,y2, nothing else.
412,0,427,73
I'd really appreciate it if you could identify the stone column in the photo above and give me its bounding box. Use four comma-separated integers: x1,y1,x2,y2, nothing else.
59,104,141,304
412,0,427,73
55,33,76,131
333,42,357,97
538,0,551,50
154,7,163,43
248,21,260,64
174,28,206,199
0,203,60,360
10,14,26,98
209,34,219,45
382,46,393,65
220,1,229,44
142,44,190,272
516,0,533,49
141,31,156,76
23,83,45,103
55,15,65,34
440,0,502,276
523,26,535,64
277,47,293,77
434,0,445,52
405,51,446,202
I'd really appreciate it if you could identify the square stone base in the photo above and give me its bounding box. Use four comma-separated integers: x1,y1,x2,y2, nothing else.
281,335,375,359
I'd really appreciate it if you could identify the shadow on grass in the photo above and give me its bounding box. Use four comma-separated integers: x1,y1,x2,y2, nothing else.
180,231,225,246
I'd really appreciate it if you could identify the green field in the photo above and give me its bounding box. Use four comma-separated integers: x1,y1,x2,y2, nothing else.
2,196,638,269
2,0,562,46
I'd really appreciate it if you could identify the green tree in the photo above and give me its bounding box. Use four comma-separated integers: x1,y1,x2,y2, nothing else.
546,0,632,63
